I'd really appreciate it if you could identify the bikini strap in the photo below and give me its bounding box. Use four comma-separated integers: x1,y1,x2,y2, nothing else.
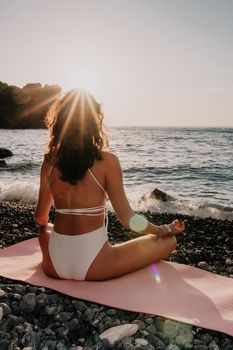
88,169,106,195
48,163,54,177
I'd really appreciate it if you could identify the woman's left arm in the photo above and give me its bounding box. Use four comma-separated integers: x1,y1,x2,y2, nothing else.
34,159,53,227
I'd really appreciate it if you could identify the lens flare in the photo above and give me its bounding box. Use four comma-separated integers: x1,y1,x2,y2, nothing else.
129,214,148,233
151,263,161,283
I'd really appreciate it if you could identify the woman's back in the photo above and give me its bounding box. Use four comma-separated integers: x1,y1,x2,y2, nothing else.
48,153,108,236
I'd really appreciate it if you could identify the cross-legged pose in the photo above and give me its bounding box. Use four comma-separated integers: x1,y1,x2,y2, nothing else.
34,89,185,281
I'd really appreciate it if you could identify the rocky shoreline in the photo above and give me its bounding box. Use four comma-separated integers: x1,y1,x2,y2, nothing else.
0,201,232,349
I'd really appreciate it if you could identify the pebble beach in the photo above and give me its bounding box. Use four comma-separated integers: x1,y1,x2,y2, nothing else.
0,201,232,350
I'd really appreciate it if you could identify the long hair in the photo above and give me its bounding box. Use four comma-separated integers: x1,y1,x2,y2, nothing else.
44,89,108,185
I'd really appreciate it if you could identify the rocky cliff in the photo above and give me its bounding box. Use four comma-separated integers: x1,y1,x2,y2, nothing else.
0,81,61,128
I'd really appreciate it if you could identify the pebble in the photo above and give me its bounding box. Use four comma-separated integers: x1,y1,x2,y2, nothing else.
132,319,146,330
193,346,209,350
99,324,139,345
147,324,157,334
0,303,12,317
20,293,37,313
208,340,220,350
163,320,180,338
123,343,134,350
165,345,180,350
155,316,164,332
146,334,166,349
197,261,210,271
135,338,149,346
0,290,6,300
225,258,233,266
175,327,194,345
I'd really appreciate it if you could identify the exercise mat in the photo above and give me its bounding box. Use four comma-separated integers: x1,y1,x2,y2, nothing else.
0,237,233,336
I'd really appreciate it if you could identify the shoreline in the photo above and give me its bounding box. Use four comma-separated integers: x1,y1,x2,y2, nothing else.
0,201,232,349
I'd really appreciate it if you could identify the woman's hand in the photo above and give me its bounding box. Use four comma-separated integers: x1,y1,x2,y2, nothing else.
156,219,185,239
167,219,185,236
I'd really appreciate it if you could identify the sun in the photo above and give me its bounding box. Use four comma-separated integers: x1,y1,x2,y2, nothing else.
60,69,101,98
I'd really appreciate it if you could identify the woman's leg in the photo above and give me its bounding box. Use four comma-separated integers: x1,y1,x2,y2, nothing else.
38,226,60,278
85,234,177,281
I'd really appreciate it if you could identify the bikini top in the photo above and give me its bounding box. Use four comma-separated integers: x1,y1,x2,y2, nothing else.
49,166,108,225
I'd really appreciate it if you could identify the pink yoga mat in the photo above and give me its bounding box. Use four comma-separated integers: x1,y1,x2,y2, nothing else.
0,237,233,336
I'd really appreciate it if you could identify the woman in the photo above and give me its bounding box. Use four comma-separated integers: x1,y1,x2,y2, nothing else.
34,89,185,281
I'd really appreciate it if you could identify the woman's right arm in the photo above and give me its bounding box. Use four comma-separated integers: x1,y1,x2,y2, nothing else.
105,152,184,236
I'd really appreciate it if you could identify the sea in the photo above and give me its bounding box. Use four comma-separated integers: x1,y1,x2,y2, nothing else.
0,127,233,221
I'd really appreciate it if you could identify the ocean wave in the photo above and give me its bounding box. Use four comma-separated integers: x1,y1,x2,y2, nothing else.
0,181,39,204
131,196,233,221
0,162,38,172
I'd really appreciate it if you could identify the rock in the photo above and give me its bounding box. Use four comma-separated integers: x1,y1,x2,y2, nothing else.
0,314,18,332
106,308,117,316
149,188,176,202
146,334,166,349
57,342,67,350
0,160,7,167
123,343,134,350
225,258,233,266
145,316,154,325
36,293,48,305
83,308,95,322
20,293,37,313
197,261,210,271
175,327,193,346
97,321,105,334
227,266,233,274
199,333,212,344
208,340,219,350
55,311,73,322
132,319,146,330
0,303,12,317
163,320,180,338
193,346,208,350
0,291,6,300
135,338,149,346
72,301,87,313
147,324,157,334
0,148,13,158
165,345,181,350
155,317,164,332
121,336,134,345
99,324,138,345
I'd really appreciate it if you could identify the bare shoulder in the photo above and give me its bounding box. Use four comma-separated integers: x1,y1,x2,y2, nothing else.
41,156,52,176
101,151,121,169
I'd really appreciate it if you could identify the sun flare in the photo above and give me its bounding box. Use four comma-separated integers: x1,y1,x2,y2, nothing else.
61,69,101,97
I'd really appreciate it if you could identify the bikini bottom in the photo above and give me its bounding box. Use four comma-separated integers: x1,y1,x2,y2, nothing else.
48,225,108,280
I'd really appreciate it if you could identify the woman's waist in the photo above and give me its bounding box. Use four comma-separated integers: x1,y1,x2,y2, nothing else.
54,212,106,233
53,216,106,236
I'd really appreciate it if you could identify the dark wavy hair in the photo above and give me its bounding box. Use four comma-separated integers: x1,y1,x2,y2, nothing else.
44,89,108,185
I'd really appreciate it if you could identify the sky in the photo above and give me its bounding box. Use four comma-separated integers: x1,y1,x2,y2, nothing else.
1,0,233,127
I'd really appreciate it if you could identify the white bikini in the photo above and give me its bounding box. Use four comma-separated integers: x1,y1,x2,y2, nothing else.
48,168,108,280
